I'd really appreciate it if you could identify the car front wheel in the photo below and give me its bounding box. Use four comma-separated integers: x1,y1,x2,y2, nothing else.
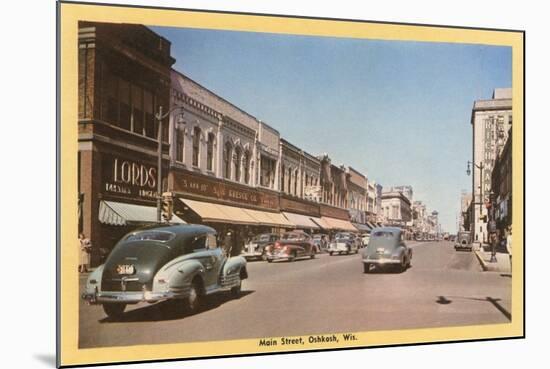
103,303,126,319
230,278,242,298
186,279,203,313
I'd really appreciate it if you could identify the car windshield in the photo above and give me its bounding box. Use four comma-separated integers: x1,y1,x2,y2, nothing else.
124,231,175,243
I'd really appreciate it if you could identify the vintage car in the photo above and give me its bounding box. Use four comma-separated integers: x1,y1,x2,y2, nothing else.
264,230,316,262
312,233,329,252
327,232,360,255
241,233,279,260
82,224,248,319
361,227,412,273
454,231,472,251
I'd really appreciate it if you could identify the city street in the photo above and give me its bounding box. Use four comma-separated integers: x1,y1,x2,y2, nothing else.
79,240,511,348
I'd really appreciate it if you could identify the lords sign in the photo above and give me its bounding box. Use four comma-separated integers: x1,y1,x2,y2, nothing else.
102,156,160,200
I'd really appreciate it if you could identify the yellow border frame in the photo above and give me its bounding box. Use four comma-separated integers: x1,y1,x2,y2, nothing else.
59,2,524,366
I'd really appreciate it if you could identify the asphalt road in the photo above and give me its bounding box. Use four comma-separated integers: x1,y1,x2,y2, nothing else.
78,240,512,348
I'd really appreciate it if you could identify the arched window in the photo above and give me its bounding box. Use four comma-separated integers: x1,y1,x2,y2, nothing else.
281,164,285,192
192,126,201,167
287,167,292,194
223,142,232,179
243,151,251,184
294,169,298,196
234,146,242,182
206,133,215,171
175,128,184,163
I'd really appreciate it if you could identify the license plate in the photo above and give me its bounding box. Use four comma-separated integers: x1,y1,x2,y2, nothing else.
116,264,135,275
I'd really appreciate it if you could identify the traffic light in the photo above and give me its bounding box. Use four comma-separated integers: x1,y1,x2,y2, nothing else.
479,215,487,223
161,192,173,222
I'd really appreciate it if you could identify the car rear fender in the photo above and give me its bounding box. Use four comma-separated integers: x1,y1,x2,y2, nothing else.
153,258,205,293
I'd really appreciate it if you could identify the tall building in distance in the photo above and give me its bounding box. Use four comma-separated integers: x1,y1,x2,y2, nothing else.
390,185,413,202
459,191,472,231
470,88,512,244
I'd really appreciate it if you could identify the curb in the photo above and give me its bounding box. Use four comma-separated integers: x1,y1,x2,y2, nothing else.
474,250,489,271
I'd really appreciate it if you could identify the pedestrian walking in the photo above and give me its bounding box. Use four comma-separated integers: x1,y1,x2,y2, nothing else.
78,233,92,273
223,229,234,257
487,218,498,262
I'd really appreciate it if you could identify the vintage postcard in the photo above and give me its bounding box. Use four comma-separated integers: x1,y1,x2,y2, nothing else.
57,1,524,366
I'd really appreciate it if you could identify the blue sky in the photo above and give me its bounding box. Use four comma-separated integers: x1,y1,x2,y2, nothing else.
151,26,512,233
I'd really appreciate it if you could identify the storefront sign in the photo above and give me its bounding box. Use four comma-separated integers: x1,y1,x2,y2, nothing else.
102,155,164,200
172,170,279,210
280,195,320,216
320,204,350,220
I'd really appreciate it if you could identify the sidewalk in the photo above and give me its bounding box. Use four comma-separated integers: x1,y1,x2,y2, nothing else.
474,245,511,273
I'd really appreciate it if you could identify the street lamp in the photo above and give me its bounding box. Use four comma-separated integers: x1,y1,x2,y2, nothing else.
155,105,185,223
466,160,485,216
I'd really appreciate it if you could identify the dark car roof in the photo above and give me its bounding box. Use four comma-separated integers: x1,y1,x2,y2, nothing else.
127,223,216,240
371,227,402,235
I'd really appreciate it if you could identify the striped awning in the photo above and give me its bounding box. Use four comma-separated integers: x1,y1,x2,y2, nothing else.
98,200,186,226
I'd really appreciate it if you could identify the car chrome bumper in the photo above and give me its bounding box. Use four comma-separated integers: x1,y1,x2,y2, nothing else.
328,246,349,252
241,251,263,259
265,253,291,261
81,288,176,304
362,258,401,265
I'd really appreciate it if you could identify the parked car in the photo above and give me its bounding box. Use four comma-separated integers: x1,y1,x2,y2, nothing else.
241,233,279,260
82,224,248,319
264,231,316,262
454,231,472,251
327,232,360,255
312,233,329,252
361,227,412,273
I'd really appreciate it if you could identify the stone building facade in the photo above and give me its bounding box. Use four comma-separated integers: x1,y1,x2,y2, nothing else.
470,88,512,244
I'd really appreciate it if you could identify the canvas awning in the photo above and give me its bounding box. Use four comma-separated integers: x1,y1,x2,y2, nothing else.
243,208,295,228
98,200,186,226
179,198,258,225
282,212,320,230
310,216,331,230
320,216,357,232
352,223,372,232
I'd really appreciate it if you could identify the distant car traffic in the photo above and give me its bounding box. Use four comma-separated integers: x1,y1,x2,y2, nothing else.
327,232,360,255
264,231,316,262
82,224,248,319
454,231,472,251
312,233,329,252
362,227,412,273
241,233,279,260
